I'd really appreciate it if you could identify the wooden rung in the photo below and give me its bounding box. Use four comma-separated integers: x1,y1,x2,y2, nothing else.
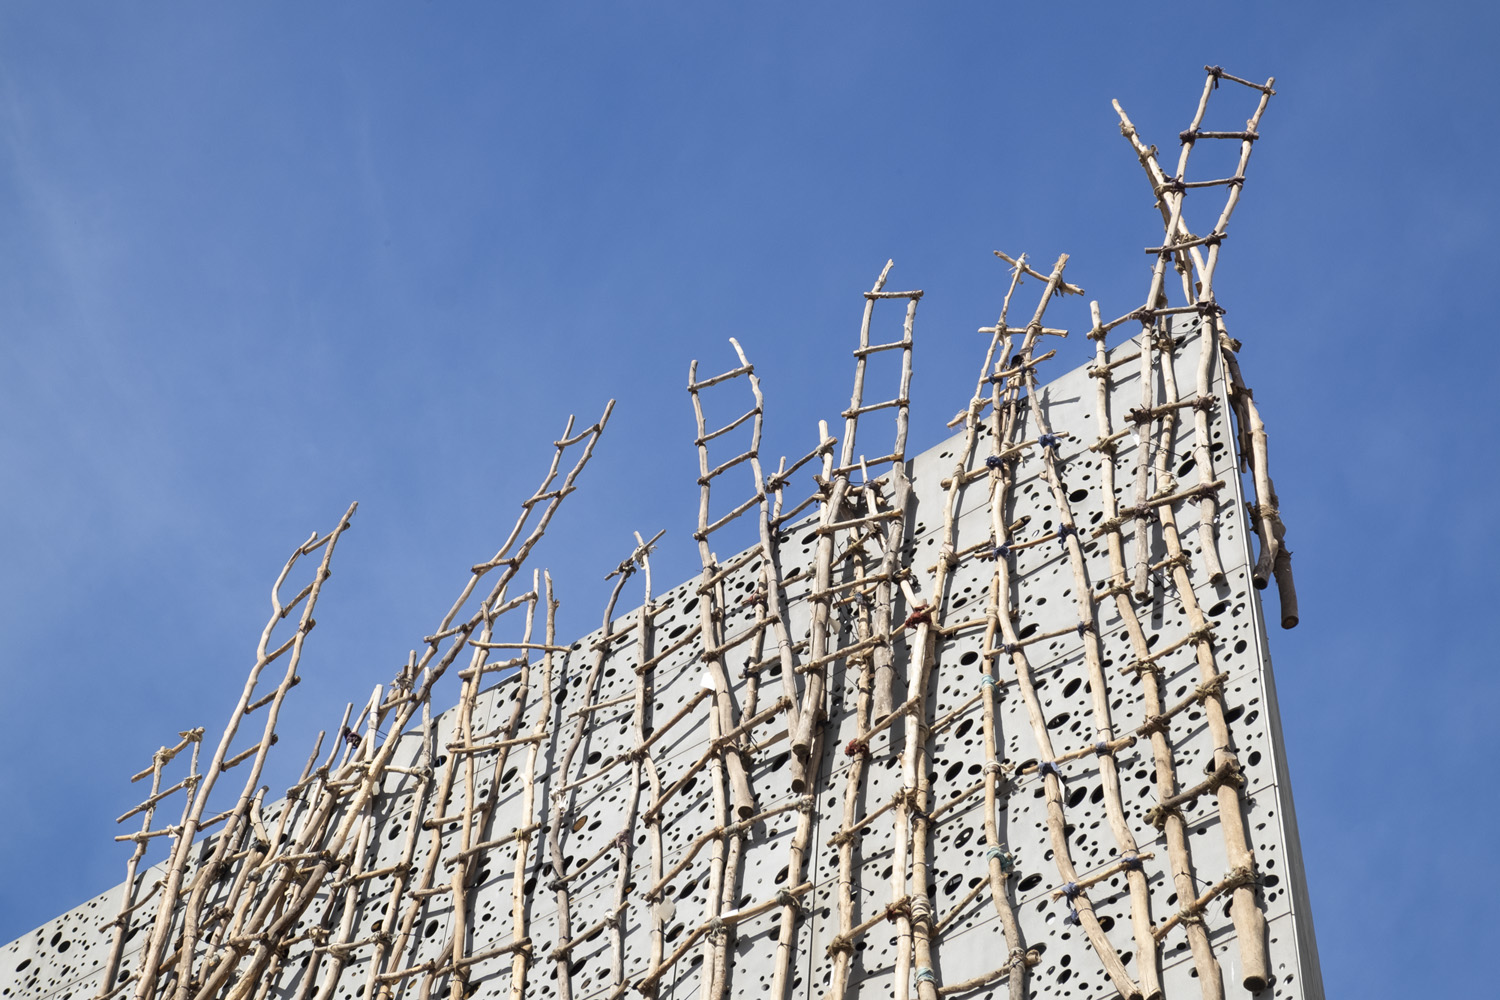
1145,231,1226,255
244,677,300,714
571,692,634,718
933,878,989,937
556,832,621,884
697,545,766,592
373,938,532,983
1206,66,1276,93
815,509,904,536
632,628,698,675
1015,735,1137,775
989,349,1058,382
117,774,199,823
114,825,182,843
852,339,911,357
765,434,836,490
1138,673,1230,735
457,652,529,680
1141,303,1205,319
644,697,791,822
809,568,903,601
556,412,608,446
743,640,808,677
1116,625,1215,675
928,690,983,737
701,616,778,662
1144,759,1244,828
554,687,713,796
551,904,629,957
863,290,923,300
1181,129,1259,141
831,452,901,477
590,627,638,652
792,633,889,674
1152,865,1257,940
1087,349,1142,377
841,398,906,419
693,492,765,540
695,406,760,445
644,796,809,901
635,884,813,991
688,364,753,392
978,325,1068,337
698,449,758,485
1048,851,1157,899
770,492,821,528
445,732,548,756
937,962,1023,997
984,621,1082,659
993,250,1086,296
1126,396,1213,423
519,487,572,510
130,728,202,783
1180,175,1246,189
337,861,416,886
1090,481,1225,538
938,466,988,489
468,641,573,652
220,738,275,774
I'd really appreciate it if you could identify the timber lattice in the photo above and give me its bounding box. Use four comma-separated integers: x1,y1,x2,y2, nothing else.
2,67,1319,1000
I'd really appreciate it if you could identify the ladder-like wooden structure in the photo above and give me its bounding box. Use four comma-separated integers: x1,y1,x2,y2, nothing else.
1,67,1318,1000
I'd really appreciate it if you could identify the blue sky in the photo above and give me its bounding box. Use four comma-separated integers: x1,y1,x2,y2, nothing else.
0,3,1494,995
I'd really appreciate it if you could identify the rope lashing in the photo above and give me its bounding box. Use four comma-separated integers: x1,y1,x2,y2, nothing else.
1076,621,1088,636
1055,523,1074,545
1037,432,1062,451
914,968,937,985
1038,760,1063,779
775,889,801,911
992,542,1011,560
986,845,1017,874
1094,741,1111,756
980,674,997,688
340,727,361,747
1207,64,1223,87
984,455,1006,470
1121,853,1145,872
982,760,1005,776
902,606,932,629
844,738,870,759
909,894,933,920
1061,881,1082,900
737,587,769,609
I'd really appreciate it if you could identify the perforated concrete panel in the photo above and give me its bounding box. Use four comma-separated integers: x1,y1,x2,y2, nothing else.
1,316,1321,1000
